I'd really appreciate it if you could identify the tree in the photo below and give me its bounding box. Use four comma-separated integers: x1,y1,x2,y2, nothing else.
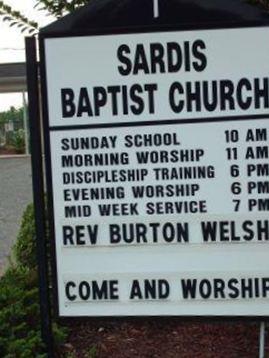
0,0,89,35
0,106,24,126
35,0,89,18
0,0,269,35
0,1,38,34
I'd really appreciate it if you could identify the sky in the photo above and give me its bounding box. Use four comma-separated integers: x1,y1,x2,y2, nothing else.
0,0,54,111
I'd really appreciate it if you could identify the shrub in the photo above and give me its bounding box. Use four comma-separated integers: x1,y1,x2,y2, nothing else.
0,266,45,357
13,204,36,270
0,203,68,357
11,129,26,154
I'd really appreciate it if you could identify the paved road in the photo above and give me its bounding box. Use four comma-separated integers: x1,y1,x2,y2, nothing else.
0,157,33,275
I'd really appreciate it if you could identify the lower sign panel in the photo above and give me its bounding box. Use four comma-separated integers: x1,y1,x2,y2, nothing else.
59,246,269,316
49,119,269,316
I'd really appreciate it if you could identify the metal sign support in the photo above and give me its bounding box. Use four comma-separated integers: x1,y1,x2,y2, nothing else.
25,36,54,358
259,321,266,358
22,91,29,155
153,0,159,18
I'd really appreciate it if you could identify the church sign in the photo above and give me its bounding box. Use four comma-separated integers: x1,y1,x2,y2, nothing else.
40,26,269,317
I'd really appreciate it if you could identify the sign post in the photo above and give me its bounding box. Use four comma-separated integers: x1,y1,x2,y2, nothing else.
153,0,159,18
259,321,266,358
26,37,54,356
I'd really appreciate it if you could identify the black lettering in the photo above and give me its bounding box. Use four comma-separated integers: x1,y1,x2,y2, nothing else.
169,82,184,113
130,280,143,299
220,80,235,110
117,44,132,75
237,78,252,110
181,279,197,299
192,40,207,72
167,42,182,72
65,281,76,301
227,278,240,298
150,43,165,73
79,281,91,300
94,87,107,116
61,88,76,117
133,44,150,75
77,87,93,117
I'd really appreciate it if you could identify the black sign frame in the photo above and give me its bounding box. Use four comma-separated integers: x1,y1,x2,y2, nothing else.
37,21,269,321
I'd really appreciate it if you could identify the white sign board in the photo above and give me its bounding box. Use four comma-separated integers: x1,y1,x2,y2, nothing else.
43,27,269,316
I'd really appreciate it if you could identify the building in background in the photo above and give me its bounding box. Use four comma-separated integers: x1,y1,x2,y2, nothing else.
0,62,29,155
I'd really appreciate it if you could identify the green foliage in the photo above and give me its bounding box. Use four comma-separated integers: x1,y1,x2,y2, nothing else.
0,107,26,152
84,346,97,358
1,0,269,35
0,266,45,357
0,0,89,35
0,106,24,126
35,0,89,18
0,204,68,357
14,204,36,270
64,353,76,358
0,1,38,34
10,129,25,153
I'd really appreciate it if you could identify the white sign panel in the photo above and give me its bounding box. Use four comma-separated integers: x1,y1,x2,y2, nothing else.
43,27,269,316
